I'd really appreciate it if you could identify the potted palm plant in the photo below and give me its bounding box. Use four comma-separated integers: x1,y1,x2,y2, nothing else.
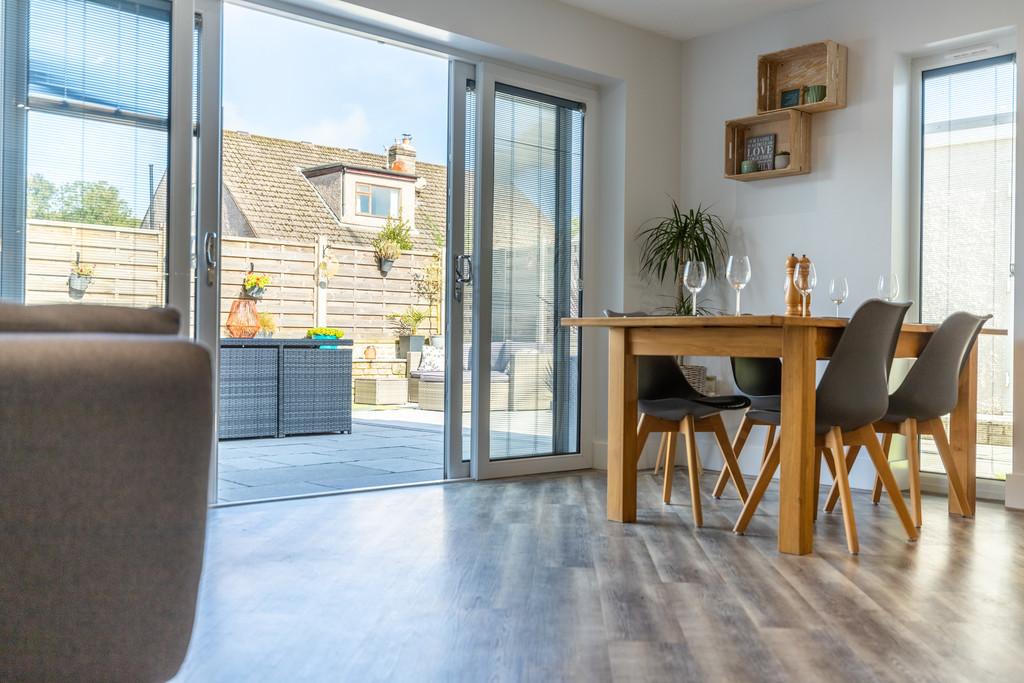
638,200,728,314
389,306,427,357
638,200,729,394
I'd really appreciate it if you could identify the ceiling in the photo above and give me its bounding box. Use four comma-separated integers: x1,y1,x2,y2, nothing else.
559,0,821,41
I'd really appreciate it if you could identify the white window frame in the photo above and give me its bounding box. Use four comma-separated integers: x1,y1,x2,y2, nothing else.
354,181,400,218
909,33,1017,502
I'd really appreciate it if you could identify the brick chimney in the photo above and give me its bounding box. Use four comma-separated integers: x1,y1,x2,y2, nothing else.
388,133,416,174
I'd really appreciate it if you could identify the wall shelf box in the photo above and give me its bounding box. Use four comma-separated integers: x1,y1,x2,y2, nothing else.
757,40,848,114
724,109,811,181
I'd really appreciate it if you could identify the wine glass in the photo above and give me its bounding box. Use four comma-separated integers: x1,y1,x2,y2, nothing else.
829,276,849,317
877,273,900,302
726,255,752,316
682,261,708,317
794,262,817,317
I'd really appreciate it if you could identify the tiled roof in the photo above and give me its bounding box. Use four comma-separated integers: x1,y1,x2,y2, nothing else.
221,130,446,249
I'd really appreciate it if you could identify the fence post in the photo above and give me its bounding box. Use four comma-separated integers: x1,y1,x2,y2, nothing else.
315,234,328,328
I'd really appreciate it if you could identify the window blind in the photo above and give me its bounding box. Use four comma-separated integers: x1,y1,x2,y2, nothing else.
490,84,583,458
920,53,1016,477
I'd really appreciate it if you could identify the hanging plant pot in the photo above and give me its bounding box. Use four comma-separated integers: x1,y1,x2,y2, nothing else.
68,273,92,299
243,285,266,300
378,258,395,276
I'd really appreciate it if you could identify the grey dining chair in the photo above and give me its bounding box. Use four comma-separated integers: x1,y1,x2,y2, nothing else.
711,357,782,499
604,310,750,526
733,299,918,554
823,311,991,526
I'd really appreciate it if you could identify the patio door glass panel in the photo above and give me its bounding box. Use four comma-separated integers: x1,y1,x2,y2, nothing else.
489,85,582,459
919,53,1016,480
1,0,173,307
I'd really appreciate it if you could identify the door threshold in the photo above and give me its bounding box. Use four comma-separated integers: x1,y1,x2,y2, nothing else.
211,477,473,509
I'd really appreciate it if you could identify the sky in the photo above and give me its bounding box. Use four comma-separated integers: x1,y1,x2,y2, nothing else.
26,2,450,220
222,3,449,164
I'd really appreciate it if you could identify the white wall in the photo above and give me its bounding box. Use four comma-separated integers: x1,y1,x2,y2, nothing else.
677,0,1024,495
299,0,683,467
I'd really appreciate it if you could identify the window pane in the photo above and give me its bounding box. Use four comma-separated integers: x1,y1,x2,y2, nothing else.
490,85,583,459
357,194,370,214
3,0,171,305
370,185,392,216
920,54,1016,480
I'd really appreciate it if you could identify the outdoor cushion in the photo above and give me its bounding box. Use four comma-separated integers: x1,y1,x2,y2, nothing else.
417,370,509,383
418,345,445,372
0,303,180,335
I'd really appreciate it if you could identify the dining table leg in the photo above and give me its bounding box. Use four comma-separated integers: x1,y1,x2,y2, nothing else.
947,342,978,517
607,327,638,522
778,325,817,555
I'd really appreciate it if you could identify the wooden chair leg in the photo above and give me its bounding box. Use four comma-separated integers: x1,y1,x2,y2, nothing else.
824,444,859,513
813,447,822,521
870,433,892,504
709,414,748,503
859,426,918,541
637,413,654,469
661,429,679,504
713,414,752,498
653,433,668,474
762,424,777,465
826,427,859,555
682,416,703,527
924,417,972,517
902,419,922,528
733,433,780,535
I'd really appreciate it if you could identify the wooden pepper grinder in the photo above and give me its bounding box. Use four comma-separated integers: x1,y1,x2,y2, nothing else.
785,253,802,316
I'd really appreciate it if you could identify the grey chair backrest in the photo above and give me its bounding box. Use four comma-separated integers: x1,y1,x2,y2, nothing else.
888,311,991,420
816,299,911,431
602,310,702,401
730,357,782,397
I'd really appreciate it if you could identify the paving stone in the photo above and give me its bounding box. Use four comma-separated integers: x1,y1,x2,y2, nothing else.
221,461,384,487
343,457,443,474
217,481,335,503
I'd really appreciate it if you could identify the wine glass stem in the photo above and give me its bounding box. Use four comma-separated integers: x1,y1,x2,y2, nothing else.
692,292,698,317
735,289,741,316
835,303,840,317
802,293,807,317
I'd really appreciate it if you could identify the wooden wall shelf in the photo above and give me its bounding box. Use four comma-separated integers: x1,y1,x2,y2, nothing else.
724,110,811,181
757,40,847,115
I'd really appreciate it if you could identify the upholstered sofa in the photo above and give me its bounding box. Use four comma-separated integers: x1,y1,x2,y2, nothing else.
0,303,213,682
408,341,552,412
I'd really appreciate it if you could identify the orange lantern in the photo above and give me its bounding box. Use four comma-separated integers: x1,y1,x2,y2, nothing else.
226,299,260,338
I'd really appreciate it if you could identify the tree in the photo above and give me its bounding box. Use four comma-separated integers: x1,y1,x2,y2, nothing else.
28,175,138,228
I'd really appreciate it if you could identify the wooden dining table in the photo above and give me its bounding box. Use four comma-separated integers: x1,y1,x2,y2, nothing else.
562,314,1003,556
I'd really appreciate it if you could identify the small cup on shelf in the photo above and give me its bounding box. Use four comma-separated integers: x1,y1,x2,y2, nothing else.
740,159,759,174
803,84,827,103
774,152,791,170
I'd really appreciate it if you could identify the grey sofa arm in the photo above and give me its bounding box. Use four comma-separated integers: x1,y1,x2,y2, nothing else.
0,335,213,682
507,349,553,411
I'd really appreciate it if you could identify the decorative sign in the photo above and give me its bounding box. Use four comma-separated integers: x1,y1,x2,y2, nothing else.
780,88,801,108
744,134,776,171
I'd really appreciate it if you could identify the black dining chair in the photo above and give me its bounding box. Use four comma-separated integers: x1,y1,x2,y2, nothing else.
603,310,751,526
823,311,990,526
711,357,782,499
733,299,918,554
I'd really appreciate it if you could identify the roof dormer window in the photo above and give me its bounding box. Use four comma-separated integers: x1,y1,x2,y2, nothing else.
356,183,400,218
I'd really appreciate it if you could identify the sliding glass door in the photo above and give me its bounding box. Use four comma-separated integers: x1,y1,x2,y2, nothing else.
470,65,589,478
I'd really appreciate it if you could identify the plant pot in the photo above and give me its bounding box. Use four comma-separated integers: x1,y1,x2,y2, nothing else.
429,335,444,348
364,345,378,360
378,259,394,276
397,334,425,358
68,273,92,299
244,285,266,300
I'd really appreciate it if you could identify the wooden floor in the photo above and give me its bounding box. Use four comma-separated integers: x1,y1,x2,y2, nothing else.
175,469,1024,682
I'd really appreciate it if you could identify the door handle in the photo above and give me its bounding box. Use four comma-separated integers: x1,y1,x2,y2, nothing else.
454,254,472,303
204,231,218,286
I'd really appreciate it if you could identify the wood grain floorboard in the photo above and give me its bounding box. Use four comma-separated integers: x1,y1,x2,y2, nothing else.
175,469,1024,682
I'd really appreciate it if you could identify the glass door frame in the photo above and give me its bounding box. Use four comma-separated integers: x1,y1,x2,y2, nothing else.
469,61,596,480
908,34,1017,500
